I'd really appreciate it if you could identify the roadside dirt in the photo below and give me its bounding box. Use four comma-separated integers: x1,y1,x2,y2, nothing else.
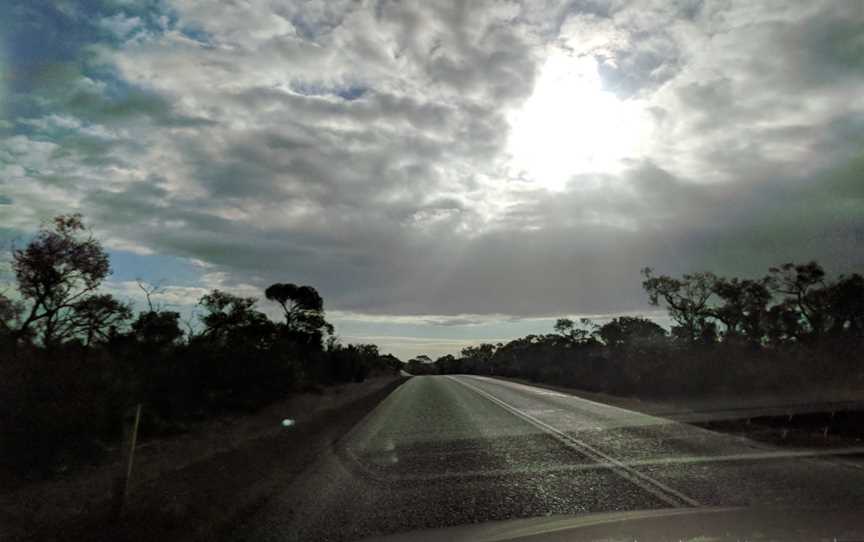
2,376,407,542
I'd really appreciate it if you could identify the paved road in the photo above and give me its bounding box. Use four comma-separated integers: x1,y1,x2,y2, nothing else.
236,375,864,541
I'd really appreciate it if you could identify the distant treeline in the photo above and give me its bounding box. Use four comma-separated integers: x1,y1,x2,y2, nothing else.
0,215,399,476
408,262,864,400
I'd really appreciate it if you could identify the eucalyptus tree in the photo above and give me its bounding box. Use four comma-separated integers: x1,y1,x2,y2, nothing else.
9,214,128,348
641,267,717,343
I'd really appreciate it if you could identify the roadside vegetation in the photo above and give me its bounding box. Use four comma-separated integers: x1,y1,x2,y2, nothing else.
413,263,864,402
3,214,862,479
0,215,400,478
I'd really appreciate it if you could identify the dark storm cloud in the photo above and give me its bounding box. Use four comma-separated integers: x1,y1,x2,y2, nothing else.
3,0,864,323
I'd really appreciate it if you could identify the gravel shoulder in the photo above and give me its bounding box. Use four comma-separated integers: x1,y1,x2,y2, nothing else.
1,376,407,542
488,376,864,452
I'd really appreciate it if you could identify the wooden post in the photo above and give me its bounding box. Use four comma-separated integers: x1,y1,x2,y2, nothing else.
112,403,142,521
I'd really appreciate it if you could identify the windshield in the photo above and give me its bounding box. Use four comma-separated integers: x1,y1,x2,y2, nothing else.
2,1,864,541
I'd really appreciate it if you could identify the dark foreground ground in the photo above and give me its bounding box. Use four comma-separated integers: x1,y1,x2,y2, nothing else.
7,374,864,541
2,377,406,542
235,375,864,542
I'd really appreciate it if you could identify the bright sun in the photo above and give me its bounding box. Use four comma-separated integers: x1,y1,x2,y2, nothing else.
507,52,652,191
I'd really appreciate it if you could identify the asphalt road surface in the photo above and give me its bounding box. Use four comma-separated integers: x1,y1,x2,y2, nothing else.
236,375,864,541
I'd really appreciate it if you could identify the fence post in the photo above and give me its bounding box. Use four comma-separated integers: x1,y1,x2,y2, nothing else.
111,403,142,521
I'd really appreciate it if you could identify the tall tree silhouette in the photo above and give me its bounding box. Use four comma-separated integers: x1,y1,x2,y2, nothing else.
12,214,112,347
598,316,666,348
712,277,772,344
198,290,274,348
768,261,829,340
642,268,717,343
264,283,333,337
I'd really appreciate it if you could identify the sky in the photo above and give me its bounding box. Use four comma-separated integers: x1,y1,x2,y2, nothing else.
1,0,863,359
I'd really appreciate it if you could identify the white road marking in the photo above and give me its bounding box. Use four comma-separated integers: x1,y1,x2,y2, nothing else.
532,390,570,398
448,375,702,508
345,445,864,483
524,408,561,416
470,376,659,418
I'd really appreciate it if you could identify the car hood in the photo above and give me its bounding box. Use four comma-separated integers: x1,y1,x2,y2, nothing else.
363,507,864,541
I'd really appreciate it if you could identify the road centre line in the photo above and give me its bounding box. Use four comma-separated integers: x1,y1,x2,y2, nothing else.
447,375,701,508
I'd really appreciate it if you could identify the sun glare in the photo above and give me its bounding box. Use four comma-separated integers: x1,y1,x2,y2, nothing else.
507,52,652,190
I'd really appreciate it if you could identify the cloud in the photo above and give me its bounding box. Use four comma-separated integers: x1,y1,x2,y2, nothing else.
3,0,863,335
99,12,144,38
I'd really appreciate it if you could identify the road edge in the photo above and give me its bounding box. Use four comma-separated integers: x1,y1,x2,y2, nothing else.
28,376,410,542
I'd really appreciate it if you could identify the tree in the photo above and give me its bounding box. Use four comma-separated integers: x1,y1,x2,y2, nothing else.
198,290,275,348
12,214,111,347
136,279,164,312
554,318,574,336
406,354,438,375
325,343,382,382
435,354,461,374
824,273,864,338
554,317,596,345
598,316,666,348
64,294,132,347
712,277,772,344
0,292,24,338
460,343,498,374
641,268,717,343
768,262,829,340
765,301,807,344
264,283,333,338
131,310,183,348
